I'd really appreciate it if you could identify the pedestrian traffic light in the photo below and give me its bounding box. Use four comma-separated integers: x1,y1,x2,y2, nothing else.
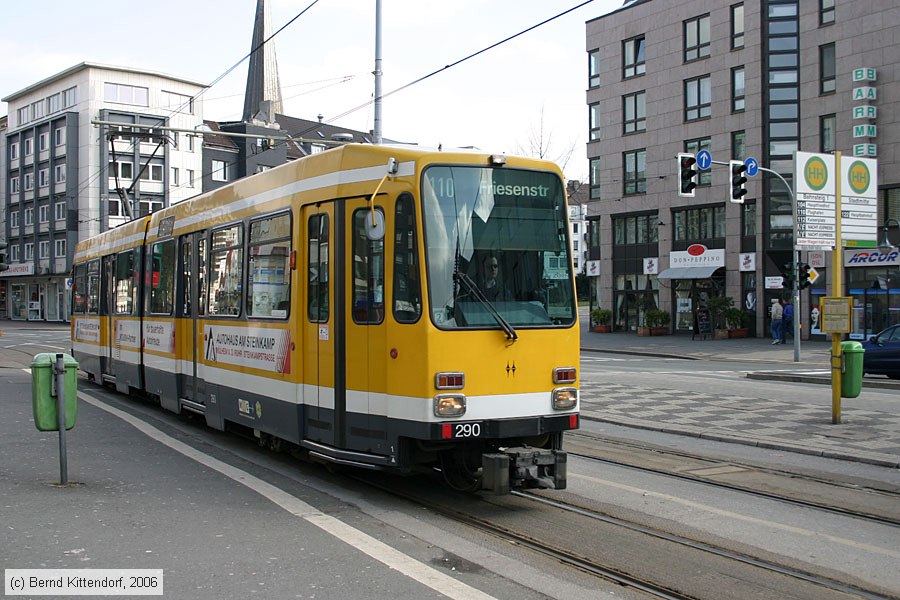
797,263,811,289
729,160,748,203
0,241,8,272
678,153,697,198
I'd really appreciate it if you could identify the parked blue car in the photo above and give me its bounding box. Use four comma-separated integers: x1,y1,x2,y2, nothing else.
862,325,900,380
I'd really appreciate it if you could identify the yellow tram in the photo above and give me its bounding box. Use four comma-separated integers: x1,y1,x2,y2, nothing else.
71,144,579,493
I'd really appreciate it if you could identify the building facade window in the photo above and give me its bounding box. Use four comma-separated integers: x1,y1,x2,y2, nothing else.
820,114,836,153
820,0,835,25
684,75,711,120
613,214,658,245
55,128,65,147
623,35,646,78
39,205,49,223
732,66,745,111
742,201,757,237
109,161,133,180
212,160,229,182
39,241,50,259
11,211,19,229
38,169,49,188
590,158,601,200
55,201,66,221
673,205,726,241
24,138,33,156
589,103,601,141
9,176,19,194
820,43,835,94
623,91,646,134
17,106,30,126
25,243,34,260
9,142,18,160
732,130,746,160
684,14,710,62
623,149,646,195
589,49,600,88
103,82,149,106
731,3,744,49
685,138,712,186
25,207,34,226
139,163,164,182
11,245,20,262
39,133,49,152
24,173,33,191
171,167,179,186
187,169,195,188
55,239,67,258
55,164,66,183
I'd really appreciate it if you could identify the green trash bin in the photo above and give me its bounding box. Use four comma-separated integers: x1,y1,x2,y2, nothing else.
840,341,865,399
31,353,79,431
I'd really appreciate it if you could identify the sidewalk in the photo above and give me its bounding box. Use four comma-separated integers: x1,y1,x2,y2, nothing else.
577,321,900,468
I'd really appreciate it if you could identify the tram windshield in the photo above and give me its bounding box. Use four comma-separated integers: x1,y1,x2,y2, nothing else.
422,165,576,330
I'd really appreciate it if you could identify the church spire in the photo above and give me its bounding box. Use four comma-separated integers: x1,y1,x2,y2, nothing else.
242,0,284,123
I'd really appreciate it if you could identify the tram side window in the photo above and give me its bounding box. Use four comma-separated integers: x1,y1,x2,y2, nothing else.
180,238,192,316
114,250,137,315
87,260,100,315
207,224,243,316
248,213,291,319
307,214,329,322
149,239,176,315
393,194,421,323
352,208,385,324
73,264,87,313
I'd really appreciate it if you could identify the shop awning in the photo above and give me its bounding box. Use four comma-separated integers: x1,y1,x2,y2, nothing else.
656,265,722,280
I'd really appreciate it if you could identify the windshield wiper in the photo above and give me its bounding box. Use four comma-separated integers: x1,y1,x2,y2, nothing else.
455,270,518,341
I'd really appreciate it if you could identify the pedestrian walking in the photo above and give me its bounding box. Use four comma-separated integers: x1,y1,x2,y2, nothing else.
781,301,794,344
771,298,784,344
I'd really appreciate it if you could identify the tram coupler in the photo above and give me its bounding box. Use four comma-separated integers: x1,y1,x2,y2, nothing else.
481,447,567,495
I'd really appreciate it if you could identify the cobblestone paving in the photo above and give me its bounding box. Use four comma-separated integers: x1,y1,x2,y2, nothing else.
580,381,900,467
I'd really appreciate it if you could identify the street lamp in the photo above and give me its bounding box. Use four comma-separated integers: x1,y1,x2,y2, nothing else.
878,218,900,252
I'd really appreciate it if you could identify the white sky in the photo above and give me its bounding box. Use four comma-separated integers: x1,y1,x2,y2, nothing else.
1,0,624,182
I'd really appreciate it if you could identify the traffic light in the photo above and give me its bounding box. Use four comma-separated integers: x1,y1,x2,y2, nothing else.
797,263,811,289
0,241,8,272
782,262,793,288
729,160,748,203
677,153,697,197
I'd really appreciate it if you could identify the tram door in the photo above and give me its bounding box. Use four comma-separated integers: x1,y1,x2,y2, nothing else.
178,231,206,405
303,205,338,445
343,201,388,453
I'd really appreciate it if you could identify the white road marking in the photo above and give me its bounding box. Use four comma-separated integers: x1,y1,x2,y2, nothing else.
78,391,497,600
571,472,900,559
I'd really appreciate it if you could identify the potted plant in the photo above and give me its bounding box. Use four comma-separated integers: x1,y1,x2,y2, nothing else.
590,307,612,333
639,309,671,336
724,307,750,338
707,296,735,339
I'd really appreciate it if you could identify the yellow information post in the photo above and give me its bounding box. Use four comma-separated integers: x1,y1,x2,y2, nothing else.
830,151,843,424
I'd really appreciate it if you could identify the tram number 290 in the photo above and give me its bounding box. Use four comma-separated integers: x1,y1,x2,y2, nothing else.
453,422,482,438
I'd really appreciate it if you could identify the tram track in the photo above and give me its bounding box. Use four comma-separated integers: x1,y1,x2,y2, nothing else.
355,470,897,600
566,432,900,526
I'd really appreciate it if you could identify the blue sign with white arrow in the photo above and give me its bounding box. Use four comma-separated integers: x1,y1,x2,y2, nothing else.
696,149,712,171
744,157,759,177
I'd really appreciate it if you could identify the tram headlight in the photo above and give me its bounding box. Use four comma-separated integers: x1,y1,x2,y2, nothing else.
551,387,578,410
434,394,466,417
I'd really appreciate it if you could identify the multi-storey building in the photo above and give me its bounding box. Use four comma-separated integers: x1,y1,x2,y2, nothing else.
1,63,205,321
585,0,899,338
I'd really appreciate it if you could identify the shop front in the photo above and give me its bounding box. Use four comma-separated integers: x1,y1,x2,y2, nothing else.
845,248,900,339
0,263,70,322
658,245,726,334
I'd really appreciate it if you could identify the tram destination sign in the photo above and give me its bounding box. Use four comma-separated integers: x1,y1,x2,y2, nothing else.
794,152,836,250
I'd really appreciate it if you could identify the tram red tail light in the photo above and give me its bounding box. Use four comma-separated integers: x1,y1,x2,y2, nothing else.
553,367,576,384
435,372,465,390
569,414,579,429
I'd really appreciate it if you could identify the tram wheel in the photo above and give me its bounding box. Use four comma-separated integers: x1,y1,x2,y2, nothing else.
439,452,481,493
